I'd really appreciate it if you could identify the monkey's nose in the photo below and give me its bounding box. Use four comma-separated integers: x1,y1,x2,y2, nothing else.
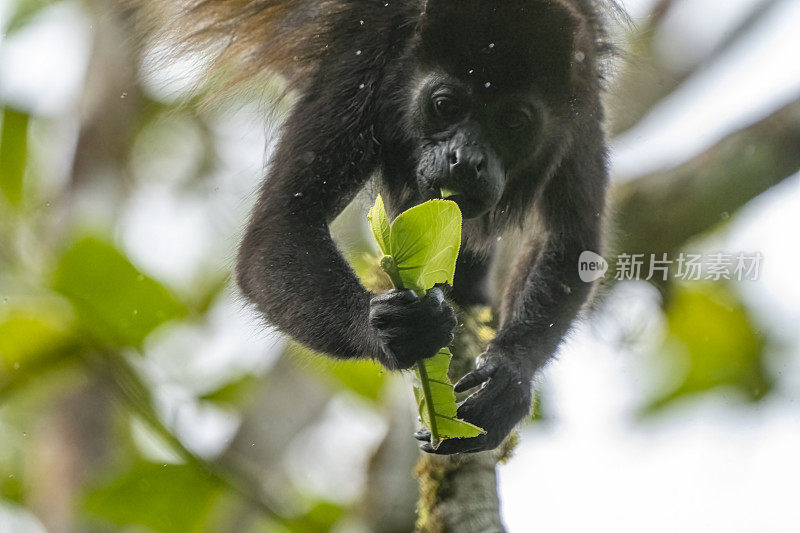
449,147,486,176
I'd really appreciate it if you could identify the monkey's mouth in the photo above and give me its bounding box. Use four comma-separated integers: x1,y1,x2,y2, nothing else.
437,188,490,219
440,187,458,199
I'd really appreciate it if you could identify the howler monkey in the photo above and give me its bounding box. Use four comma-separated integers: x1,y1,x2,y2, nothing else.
159,0,616,454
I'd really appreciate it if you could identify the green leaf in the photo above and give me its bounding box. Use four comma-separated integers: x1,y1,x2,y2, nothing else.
367,195,391,256
386,199,462,294
414,348,485,445
0,107,30,206
367,196,483,447
52,237,187,348
0,297,75,372
247,500,345,533
644,283,770,412
83,462,221,533
287,342,386,402
199,375,261,406
284,501,345,533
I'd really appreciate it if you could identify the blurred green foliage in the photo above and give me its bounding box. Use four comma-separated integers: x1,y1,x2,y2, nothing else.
0,107,29,206
0,296,75,373
286,342,387,402
646,282,771,412
84,462,223,533
53,237,187,348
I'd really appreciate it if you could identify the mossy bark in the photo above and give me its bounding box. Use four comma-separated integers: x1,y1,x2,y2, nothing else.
415,451,504,533
413,306,516,533
362,245,516,531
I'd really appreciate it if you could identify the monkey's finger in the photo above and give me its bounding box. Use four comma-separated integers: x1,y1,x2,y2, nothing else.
420,436,486,455
372,288,419,304
454,360,499,393
425,286,445,306
414,428,431,441
433,282,452,296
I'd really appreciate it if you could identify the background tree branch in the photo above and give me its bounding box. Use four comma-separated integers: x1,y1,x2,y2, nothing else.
611,96,800,256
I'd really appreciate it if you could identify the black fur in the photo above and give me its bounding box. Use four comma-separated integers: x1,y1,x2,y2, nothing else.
236,0,612,454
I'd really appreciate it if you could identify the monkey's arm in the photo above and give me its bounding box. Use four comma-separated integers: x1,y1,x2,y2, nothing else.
420,138,608,454
237,69,456,368
236,80,379,359
491,157,606,373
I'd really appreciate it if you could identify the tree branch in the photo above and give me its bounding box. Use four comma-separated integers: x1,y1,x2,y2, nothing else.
413,308,512,533
611,97,800,256
608,0,779,136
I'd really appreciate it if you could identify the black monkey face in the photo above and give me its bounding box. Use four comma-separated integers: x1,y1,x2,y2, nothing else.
408,0,590,219
412,72,546,219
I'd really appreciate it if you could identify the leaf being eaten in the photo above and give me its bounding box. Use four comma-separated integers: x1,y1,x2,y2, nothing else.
414,348,486,443
367,195,484,448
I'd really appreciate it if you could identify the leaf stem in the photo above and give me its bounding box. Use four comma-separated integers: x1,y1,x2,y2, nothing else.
380,255,404,290
379,254,440,446
416,360,440,447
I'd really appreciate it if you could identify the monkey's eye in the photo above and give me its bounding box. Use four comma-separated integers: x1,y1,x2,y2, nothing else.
432,95,464,121
499,109,532,131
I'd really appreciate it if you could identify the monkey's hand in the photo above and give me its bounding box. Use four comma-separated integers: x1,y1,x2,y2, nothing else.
416,352,533,454
369,287,457,370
